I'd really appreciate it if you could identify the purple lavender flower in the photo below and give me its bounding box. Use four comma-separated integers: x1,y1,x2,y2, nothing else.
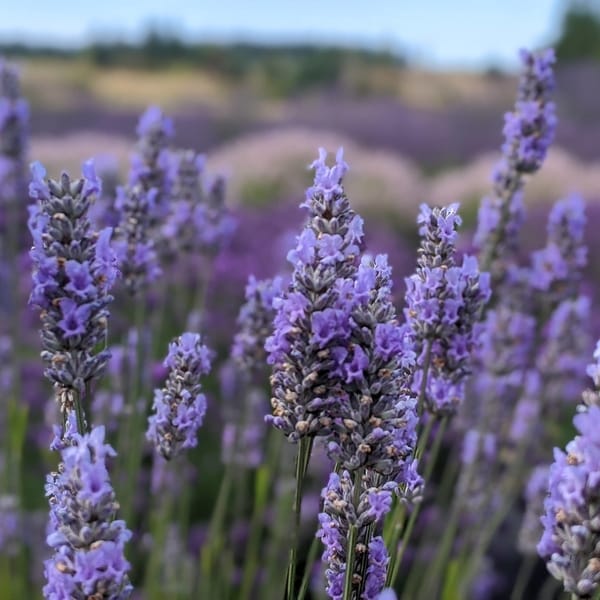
538,405,600,597
163,150,236,258
113,184,161,294
405,204,491,415
147,332,212,460
266,148,364,441
232,275,284,374
44,418,132,598
537,296,591,416
475,49,556,279
129,105,174,222
28,161,119,412
317,470,393,600
530,195,587,300
325,255,419,484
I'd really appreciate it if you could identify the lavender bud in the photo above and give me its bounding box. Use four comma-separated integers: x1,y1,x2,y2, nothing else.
406,204,490,415
147,332,212,460
28,161,119,406
113,184,161,294
232,275,284,374
43,419,132,598
475,48,556,279
317,470,393,600
266,148,364,441
538,405,600,597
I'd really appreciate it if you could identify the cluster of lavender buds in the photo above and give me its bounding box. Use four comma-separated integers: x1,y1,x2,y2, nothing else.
232,275,284,374
112,184,161,294
44,418,132,599
128,105,174,222
536,296,591,417
475,48,556,279
317,470,394,600
266,148,364,441
326,254,419,483
28,161,119,412
405,203,490,415
0,59,28,203
147,332,212,460
538,404,600,597
530,194,587,302
112,106,175,292
162,150,236,258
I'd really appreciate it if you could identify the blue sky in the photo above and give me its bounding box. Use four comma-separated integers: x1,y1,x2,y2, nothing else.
0,0,565,69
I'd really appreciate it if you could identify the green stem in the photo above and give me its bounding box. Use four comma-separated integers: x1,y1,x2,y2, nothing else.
343,469,364,600
459,439,531,595
297,534,321,600
199,463,234,596
417,339,433,416
387,416,447,588
510,555,536,600
239,432,282,600
285,436,314,600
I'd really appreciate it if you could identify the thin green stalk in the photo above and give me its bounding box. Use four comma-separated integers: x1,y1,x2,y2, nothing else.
417,339,433,417
119,298,148,526
458,437,532,595
239,431,282,600
510,555,536,600
285,436,314,600
536,574,559,600
144,487,174,599
199,463,235,596
387,416,448,588
298,534,321,600
343,469,364,600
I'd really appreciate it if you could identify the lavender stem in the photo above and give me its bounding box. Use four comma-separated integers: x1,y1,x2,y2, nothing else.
285,436,314,600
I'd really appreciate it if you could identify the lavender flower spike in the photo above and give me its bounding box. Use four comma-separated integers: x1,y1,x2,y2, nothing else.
44,418,132,598
232,275,284,374
475,48,556,277
538,405,600,597
405,203,491,415
317,470,394,600
28,161,119,413
147,332,212,460
266,147,364,441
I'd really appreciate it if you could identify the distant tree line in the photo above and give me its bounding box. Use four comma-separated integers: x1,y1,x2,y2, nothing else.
555,0,600,61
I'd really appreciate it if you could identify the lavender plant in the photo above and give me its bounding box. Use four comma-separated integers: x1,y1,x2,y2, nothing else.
28,161,118,430
44,417,132,599
147,332,212,460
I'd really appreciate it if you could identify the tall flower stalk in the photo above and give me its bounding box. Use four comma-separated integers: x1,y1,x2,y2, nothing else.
266,148,364,598
28,161,118,433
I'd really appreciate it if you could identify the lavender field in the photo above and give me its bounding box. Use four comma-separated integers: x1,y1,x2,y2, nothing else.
2,18,600,600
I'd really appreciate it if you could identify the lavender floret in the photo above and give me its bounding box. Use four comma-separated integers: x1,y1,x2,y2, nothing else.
28,161,119,411
530,195,587,299
113,184,161,294
317,470,393,600
326,255,419,482
147,332,212,460
266,148,364,441
163,150,236,257
232,275,284,374
475,49,557,279
44,419,132,599
538,405,600,597
406,204,491,415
